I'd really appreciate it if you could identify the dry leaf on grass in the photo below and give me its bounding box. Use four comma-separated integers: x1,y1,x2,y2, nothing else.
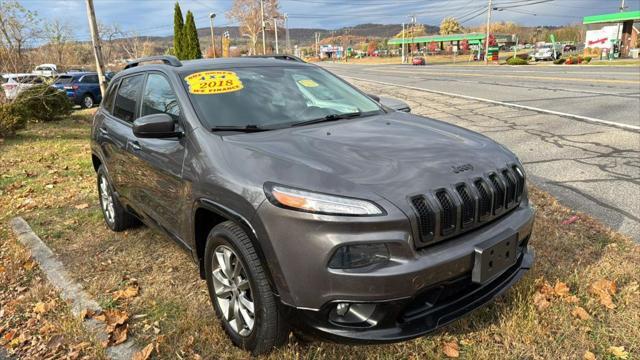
132,343,154,360
442,341,460,358
0,265,5,273
608,346,629,359
33,302,47,314
554,281,571,297
112,286,139,301
533,291,551,311
74,203,89,209
111,324,128,345
590,279,617,309
571,306,591,320
22,259,36,270
583,350,596,360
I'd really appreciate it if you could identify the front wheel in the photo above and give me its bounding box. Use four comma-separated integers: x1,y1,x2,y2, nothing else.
204,221,289,355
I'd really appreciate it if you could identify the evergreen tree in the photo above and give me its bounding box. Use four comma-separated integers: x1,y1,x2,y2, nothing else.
184,10,202,59
173,2,185,59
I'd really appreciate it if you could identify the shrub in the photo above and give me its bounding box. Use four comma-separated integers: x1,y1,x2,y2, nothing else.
553,58,566,64
583,56,592,63
13,84,73,122
506,57,528,65
0,103,27,137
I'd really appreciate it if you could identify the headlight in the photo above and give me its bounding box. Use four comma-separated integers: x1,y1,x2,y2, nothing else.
265,184,384,216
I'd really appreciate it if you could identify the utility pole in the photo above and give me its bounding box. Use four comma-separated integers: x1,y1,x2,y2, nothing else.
401,22,406,63
85,0,107,96
284,13,291,54
483,0,493,64
615,0,625,58
260,0,266,54
273,17,279,54
209,13,216,59
315,32,320,58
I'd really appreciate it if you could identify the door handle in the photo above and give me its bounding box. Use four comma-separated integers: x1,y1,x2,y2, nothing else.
128,140,141,151
98,127,108,135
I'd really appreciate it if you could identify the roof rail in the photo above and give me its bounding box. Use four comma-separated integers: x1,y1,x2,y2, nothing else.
245,55,305,62
124,55,182,70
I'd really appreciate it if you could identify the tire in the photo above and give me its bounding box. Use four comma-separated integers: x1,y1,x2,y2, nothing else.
204,221,288,355
96,165,139,231
81,94,94,109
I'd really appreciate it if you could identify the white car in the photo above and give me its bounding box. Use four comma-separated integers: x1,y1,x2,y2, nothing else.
1,73,45,100
533,44,561,61
33,64,58,77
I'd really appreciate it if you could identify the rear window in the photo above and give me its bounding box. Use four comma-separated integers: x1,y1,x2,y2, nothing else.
55,76,75,84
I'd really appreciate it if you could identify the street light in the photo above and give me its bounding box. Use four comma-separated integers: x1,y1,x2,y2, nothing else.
209,12,216,59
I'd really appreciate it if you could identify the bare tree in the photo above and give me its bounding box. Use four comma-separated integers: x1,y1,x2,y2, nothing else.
44,19,72,65
0,0,41,72
227,0,281,55
98,22,123,65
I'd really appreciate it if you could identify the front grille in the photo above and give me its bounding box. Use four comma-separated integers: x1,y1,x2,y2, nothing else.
410,196,435,243
435,190,456,236
410,164,526,249
456,184,475,227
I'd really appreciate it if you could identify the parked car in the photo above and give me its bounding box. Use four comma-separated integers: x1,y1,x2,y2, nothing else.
412,56,426,65
563,44,577,53
33,64,58,77
533,43,561,61
52,72,103,108
1,73,45,100
91,55,534,355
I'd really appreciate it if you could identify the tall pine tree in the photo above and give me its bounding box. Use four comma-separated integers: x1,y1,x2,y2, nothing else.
173,2,185,59
184,10,202,59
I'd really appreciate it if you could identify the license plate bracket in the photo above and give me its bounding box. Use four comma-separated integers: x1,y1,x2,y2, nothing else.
472,234,518,284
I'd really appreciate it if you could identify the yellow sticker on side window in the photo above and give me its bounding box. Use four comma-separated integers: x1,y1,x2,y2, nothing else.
185,71,244,95
297,79,319,88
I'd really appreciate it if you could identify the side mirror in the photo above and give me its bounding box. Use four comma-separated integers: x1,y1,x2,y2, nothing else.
367,93,381,102
378,96,411,113
133,113,181,138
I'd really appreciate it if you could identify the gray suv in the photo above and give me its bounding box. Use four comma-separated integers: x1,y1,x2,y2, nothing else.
91,55,535,355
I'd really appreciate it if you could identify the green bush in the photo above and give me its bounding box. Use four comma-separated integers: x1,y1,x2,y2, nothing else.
13,84,73,122
0,103,27,137
583,56,592,63
553,58,566,64
506,57,528,65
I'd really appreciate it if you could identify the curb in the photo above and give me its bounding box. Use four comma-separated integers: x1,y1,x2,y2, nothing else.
8,217,139,360
344,76,640,132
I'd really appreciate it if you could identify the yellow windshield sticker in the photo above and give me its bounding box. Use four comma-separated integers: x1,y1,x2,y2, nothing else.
185,71,243,95
298,79,319,88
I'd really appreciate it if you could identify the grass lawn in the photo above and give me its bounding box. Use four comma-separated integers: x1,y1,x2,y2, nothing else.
1,111,638,359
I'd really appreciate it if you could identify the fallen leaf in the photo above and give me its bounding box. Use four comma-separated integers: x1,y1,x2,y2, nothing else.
571,306,591,320
533,291,551,311
563,295,579,303
74,203,89,210
590,279,617,309
554,281,571,297
608,346,629,359
583,350,596,360
442,340,460,358
33,302,47,314
45,184,54,189
3,329,16,341
112,286,139,301
111,324,128,345
132,343,154,360
0,265,5,273
23,259,36,271
562,215,579,225
104,309,129,327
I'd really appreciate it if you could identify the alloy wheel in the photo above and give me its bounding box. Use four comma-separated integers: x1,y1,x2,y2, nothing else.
99,175,115,224
211,245,255,336
84,96,94,108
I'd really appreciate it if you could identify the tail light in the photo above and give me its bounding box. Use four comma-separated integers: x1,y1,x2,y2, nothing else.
2,84,17,91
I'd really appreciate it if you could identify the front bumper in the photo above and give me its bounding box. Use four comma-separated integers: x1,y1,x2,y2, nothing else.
285,245,534,343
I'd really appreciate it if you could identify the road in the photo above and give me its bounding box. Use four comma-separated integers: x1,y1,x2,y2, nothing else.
322,63,640,128
319,63,640,241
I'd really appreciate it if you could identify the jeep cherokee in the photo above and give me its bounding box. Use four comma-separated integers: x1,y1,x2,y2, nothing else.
91,55,535,355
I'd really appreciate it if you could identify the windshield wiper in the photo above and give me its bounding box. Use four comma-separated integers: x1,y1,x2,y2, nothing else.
292,111,362,127
210,125,268,133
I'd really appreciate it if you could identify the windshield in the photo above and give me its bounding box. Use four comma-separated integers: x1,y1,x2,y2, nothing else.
183,65,383,129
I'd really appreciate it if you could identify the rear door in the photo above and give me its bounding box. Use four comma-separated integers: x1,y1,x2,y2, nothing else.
80,74,101,102
129,72,187,239
101,74,145,208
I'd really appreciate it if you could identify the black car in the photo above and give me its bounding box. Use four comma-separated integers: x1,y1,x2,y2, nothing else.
91,55,534,355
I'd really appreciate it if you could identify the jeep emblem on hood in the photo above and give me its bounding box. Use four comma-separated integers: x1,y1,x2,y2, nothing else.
451,164,473,173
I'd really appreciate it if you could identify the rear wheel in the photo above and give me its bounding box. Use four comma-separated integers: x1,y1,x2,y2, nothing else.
82,94,94,109
96,165,139,231
204,221,289,355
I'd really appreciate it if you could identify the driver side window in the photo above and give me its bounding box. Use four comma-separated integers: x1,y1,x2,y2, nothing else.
141,74,181,121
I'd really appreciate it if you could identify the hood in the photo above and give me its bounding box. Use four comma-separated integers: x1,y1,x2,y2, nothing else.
222,112,518,207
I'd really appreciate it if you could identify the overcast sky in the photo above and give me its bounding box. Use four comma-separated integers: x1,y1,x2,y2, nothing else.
21,0,639,41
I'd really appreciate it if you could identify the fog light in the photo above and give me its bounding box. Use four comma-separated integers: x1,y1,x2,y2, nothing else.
335,303,350,316
328,244,390,269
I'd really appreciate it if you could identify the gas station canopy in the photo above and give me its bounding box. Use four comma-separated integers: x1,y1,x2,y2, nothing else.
583,11,640,25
